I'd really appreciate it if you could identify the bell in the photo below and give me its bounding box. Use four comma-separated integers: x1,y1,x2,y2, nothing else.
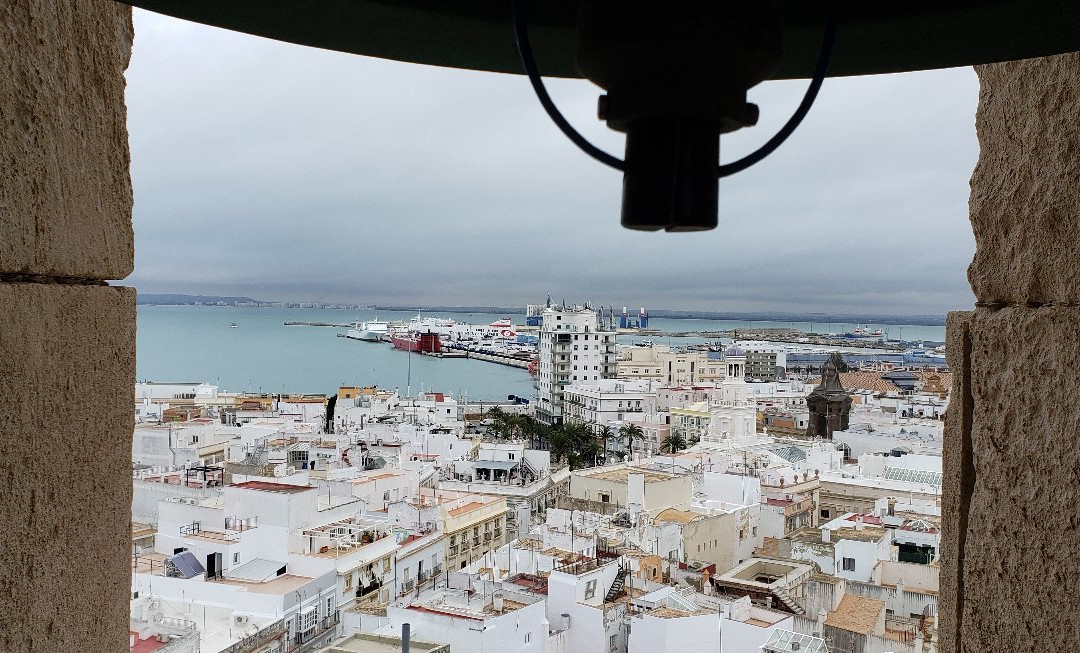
119,0,1080,231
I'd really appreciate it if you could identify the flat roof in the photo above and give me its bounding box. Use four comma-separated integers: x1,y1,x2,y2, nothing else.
577,465,682,484
325,633,447,653
230,480,315,494
653,508,702,525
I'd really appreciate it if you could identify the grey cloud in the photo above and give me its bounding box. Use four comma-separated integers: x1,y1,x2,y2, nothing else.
125,10,978,315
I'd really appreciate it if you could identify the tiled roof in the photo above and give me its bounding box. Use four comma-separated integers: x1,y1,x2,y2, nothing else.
808,371,902,394
824,594,885,635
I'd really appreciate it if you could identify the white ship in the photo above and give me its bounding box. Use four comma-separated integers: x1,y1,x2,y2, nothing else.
344,319,390,342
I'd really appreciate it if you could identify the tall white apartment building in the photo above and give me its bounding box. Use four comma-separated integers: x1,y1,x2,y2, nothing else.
535,305,617,424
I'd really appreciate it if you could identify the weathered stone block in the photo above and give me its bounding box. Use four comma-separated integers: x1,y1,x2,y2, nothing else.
968,53,1080,306
0,282,135,652
941,310,972,653
0,0,134,279
954,306,1080,651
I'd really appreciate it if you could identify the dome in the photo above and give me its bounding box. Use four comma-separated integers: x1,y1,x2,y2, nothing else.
725,345,746,357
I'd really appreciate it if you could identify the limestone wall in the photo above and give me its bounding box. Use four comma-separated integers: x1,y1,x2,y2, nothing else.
0,2,134,651
944,52,1080,652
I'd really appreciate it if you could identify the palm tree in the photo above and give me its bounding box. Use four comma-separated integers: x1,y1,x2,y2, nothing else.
486,406,507,440
618,423,645,460
597,425,617,464
660,432,687,454
518,415,543,449
505,413,525,441
548,425,572,464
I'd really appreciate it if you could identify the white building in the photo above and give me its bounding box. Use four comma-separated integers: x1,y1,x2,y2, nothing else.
384,587,549,653
546,559,629,653
442,442,570,540
615,345,726,385
786,514,894,582
702,345,757,444
535,305,617,425
627,587,722,653
561,379,659,432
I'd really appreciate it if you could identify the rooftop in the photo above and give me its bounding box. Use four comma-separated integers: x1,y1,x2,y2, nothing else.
324,632,448,653
230,480,314,494
576,464,682,484
829,525,889,543
447,501,486,517
407,589,537,620
825,594,886,635
652,508,703,525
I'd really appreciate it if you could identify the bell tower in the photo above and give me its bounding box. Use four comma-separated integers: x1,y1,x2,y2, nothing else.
805,360,852,439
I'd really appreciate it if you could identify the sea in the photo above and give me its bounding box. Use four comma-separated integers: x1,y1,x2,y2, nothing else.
136,305,948,401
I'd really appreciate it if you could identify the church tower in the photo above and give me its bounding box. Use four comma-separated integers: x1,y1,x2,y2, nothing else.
805,360,852,439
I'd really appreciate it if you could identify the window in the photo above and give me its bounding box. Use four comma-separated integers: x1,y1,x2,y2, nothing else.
344,573,353,591
821,509,831,518
233,552,240,564
585,579,597,599
525,632,531,644
842,557,856,571
610,635,617,651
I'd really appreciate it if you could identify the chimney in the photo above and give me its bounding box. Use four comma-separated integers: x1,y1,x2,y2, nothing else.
493,592,504,612
855,515,864,531
887,498,896,517
821,528,831,543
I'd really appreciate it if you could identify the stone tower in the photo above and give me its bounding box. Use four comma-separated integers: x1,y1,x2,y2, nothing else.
805,361,852,439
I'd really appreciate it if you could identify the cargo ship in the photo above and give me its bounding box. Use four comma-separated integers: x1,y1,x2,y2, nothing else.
391,331,442,353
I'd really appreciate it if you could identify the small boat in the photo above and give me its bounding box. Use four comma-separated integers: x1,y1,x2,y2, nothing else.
229,323,238,328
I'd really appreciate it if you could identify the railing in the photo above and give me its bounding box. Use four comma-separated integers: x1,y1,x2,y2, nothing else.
219,618,287,653
179,521,202,537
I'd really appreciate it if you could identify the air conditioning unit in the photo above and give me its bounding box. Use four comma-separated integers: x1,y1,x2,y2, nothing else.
148,598,161,610
234,614,250,626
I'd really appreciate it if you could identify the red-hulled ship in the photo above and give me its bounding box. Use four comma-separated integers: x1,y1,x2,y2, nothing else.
391,331,442,353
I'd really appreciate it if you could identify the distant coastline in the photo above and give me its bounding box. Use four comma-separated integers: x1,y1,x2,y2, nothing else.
136,293,948,327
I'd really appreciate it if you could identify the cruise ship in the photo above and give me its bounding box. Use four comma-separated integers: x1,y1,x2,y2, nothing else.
344,319,389,342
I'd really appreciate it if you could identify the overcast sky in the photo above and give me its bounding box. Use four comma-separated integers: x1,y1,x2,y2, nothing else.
124,9,979,316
